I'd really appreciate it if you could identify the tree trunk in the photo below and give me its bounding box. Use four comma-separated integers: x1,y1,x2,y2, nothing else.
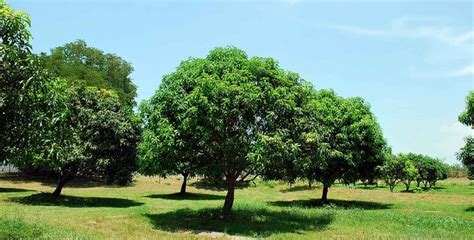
389,181,395,192
405,182,410,191
222,181,236,217
417,180,420,188
308,180,312,188
321,184,329,205
180,173,188,194
52,172,68,197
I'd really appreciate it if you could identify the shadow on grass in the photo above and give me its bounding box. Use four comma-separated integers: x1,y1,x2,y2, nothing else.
10,193,144,208
400,189,417,193
144,207,333,237
466,206,474,212
189,181,251,191
0,173,133,189
423,186,446,190
280,185,320,193
0,187,34,193
146,192,225,200
354,185,386,190
269,198,392,210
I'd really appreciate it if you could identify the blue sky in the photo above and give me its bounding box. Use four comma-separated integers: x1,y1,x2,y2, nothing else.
11,0,473,164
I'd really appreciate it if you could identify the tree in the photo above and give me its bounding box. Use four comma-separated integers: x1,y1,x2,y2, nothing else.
458,137,474,180
459,91,474,127
379,156,400,192
42,40,137,107
261,89,387,204
397,154,419,191
142,46,311,216
0,0,63,164
14,87,140,196
138,92,207,194
380,154,419,192
458,91,474,179
303,90,387,203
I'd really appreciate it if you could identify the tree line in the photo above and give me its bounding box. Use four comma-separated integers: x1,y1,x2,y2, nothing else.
1,1,472,217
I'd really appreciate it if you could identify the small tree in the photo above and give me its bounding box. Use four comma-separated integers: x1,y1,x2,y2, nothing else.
380,154,418,192
379,156,401,192
398,155,419,191
405,153,448,188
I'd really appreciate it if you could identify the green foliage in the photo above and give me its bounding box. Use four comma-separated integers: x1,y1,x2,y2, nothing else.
381,153,449,191
140,46,311,214
410,153,448,187
397,154,420,191
261,89,387,202
12,86,140,195
458,137,474,180
380,155,418,192
0,0,63,164
458,91,474,179
55,87,139,185
458,91,474,127
42,39,137,107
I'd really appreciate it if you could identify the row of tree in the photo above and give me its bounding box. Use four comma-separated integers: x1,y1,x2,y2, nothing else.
380,153,448,192
1,1,472,217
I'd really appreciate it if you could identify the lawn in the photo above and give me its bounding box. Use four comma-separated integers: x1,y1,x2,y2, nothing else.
0,174,473,239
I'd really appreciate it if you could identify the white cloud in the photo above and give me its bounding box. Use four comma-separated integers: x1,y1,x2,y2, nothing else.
318,17,473,46
450,65,474,77
311,17,473,79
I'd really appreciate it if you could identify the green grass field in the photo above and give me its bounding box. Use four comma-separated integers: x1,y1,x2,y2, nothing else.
0,174,472,239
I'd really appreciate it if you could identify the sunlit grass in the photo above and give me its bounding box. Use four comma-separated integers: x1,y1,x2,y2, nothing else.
0,175,472,239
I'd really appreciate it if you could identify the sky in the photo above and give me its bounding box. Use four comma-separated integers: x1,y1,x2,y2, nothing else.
11,0,473,164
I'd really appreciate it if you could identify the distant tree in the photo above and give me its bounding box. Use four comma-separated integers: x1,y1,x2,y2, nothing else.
397,154,420,191
447,164,469,178
458,91,474,179
380,154,418,192
42,40,137,107
379,156,400,192
14,87,140,196
0,0,63,163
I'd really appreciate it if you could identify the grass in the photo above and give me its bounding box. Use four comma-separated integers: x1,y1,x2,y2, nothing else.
0,175,473,239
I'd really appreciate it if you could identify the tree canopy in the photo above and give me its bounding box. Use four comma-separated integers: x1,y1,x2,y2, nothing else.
15,87,141,196
139,46,312,215
0,0,63,164
284,89,386,203
42,40,137,107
